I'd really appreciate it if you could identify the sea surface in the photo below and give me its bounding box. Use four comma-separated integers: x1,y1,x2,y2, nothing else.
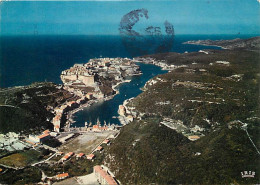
0,34,257,126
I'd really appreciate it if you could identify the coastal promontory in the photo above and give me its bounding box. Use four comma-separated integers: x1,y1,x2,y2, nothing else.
104,37,260,184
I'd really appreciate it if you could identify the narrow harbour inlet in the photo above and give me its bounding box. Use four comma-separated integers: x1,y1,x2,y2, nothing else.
71,63,168,127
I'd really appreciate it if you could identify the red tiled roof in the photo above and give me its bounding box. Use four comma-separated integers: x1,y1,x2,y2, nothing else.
93,125,99,129
38,133,50,139
43,130,50,134
100,126,108,130
77,153,85,157
94,166,117,185
103,139,110,144
62,155,69,160
54,115,61,121
87,154,95,159
188,135,200,140
62,152,74,160
26,140,36,145
67,101,76,106
56,173,69,178
96,146,103,151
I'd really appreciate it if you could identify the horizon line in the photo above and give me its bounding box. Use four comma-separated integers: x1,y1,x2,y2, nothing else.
1,33,260,36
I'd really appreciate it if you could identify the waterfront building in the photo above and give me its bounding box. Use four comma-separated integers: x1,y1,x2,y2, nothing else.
126,115,134,123
86,93,93,99
67,101,77,107
53,114,61,126
118,105,126,116
93,125,100,132
54,125,60,133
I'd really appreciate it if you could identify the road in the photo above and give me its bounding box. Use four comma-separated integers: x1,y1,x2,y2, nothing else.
244,128,260,155
31,152,57,166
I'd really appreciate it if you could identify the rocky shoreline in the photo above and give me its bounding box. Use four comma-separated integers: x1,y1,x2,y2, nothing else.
103,37,260,185
63,78,133,131
52,58,142,131
183,36,260,51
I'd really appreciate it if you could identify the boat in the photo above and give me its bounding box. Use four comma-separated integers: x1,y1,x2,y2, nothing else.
97,117,101,126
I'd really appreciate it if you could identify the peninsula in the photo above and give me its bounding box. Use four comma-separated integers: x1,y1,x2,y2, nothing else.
104,37,260,184
0,37,259,185
183,36,260,50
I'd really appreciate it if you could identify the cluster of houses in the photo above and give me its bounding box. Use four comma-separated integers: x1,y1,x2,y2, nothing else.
92,125,109,132
59,139,110,164
59,151,96,162
38,137,115,184
133,57,176,70
60,57,141,98
54,164,118,185
52,57,142,133
52,98,88,132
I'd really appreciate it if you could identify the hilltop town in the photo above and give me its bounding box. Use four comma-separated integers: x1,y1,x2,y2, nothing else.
60,57,141,98
53,57,141,132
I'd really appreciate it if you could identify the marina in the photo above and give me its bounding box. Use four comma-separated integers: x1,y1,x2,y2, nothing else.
71,63,168,127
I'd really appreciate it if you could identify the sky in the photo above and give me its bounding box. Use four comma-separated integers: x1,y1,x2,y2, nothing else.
0,0,259,35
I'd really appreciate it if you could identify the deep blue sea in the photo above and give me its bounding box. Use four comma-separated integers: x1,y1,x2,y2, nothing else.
0,34,257,126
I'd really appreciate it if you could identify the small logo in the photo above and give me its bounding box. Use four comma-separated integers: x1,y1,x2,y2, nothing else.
241,171,255,178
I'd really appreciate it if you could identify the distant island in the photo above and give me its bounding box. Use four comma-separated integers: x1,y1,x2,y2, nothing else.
0,36,259,184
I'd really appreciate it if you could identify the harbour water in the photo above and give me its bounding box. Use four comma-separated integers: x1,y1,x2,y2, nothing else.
1,34,257,126
71,63,167,127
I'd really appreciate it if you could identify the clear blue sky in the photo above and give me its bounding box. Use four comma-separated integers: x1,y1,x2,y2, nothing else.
1,0,259,35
